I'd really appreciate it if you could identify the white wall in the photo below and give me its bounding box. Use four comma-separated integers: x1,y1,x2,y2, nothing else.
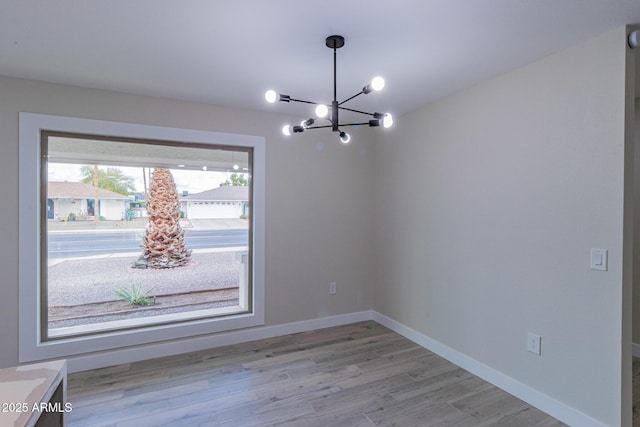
0,75,373,368
99,200,127,221
372,27,632,426
54,199,84,220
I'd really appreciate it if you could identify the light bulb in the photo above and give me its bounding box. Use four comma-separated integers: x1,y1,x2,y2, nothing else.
265,90,277,103
371,76,385,91
233,164,239,170
282,125,292,136
383,113,393,128
315,104,329,118
339,131,351,143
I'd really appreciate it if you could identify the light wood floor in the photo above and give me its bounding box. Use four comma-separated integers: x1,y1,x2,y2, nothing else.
67,321,566,426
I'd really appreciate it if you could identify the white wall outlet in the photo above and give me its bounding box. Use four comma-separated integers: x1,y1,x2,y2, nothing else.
527,332,541,355
329,282,337,295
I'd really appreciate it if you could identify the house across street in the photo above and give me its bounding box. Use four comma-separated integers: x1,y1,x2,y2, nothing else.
47,181,132,221
47,181,249,224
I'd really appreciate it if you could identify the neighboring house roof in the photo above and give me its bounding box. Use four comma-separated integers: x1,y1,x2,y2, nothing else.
182,186,248,202
48,182,132,200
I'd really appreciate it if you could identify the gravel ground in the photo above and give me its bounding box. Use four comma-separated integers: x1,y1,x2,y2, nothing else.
48,251,243,306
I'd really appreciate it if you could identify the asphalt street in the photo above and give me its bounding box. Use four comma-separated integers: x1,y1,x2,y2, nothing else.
47,229,248,259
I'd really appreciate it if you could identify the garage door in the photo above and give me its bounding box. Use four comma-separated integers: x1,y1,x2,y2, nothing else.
187,202,241,219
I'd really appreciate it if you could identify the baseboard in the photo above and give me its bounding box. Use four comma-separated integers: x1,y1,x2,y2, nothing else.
372,312,607,427
68,310,374,373
633,342,640,358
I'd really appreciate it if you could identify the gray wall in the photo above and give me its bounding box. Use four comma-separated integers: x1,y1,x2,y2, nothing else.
371,27,631,426
0,75,374,367
634,97,640,348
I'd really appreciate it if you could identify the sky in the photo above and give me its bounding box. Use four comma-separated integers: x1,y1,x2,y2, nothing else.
48,163,236,195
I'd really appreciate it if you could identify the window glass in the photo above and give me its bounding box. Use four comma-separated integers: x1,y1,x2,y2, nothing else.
42,133,253,340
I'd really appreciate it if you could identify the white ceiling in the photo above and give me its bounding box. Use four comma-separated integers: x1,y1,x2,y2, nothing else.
1,0,640,118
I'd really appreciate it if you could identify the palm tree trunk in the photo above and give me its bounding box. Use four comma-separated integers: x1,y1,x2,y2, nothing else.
133,168,191,269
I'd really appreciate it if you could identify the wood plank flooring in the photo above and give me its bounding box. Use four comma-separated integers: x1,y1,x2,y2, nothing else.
67,321,566,426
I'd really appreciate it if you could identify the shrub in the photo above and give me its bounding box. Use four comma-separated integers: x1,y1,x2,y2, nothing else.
115,284,155,306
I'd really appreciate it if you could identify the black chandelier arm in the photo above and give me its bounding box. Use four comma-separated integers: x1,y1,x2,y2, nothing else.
338,105,375,117
336,122,374,127
287,99,375,116
304,124,334,130
288,98,319,105
305,122,375,130
338,91,365,106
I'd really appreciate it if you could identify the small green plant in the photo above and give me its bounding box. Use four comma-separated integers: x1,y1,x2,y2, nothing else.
115,284,155,306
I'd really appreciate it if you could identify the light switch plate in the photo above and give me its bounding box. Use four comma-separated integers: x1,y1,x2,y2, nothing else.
329,282,337,295
590,249,607,271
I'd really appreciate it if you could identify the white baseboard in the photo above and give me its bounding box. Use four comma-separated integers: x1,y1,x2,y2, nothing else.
372,312,607,427
68,310,374,373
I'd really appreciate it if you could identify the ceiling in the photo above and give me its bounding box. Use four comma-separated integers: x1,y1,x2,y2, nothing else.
1,0,640,119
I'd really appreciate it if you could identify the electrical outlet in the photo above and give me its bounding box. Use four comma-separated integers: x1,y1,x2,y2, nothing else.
329,282,337,295
527,332,541,355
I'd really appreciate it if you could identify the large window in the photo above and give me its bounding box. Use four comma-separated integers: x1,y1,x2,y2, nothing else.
43,133,254,339
19,113,265,362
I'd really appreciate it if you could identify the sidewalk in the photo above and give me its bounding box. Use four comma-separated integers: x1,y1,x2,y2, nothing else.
47,218,248,232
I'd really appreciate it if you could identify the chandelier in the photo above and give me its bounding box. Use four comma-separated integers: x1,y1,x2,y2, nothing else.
265,35,393,143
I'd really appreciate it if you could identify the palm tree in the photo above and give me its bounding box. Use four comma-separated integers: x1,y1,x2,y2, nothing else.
133,168,191,269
